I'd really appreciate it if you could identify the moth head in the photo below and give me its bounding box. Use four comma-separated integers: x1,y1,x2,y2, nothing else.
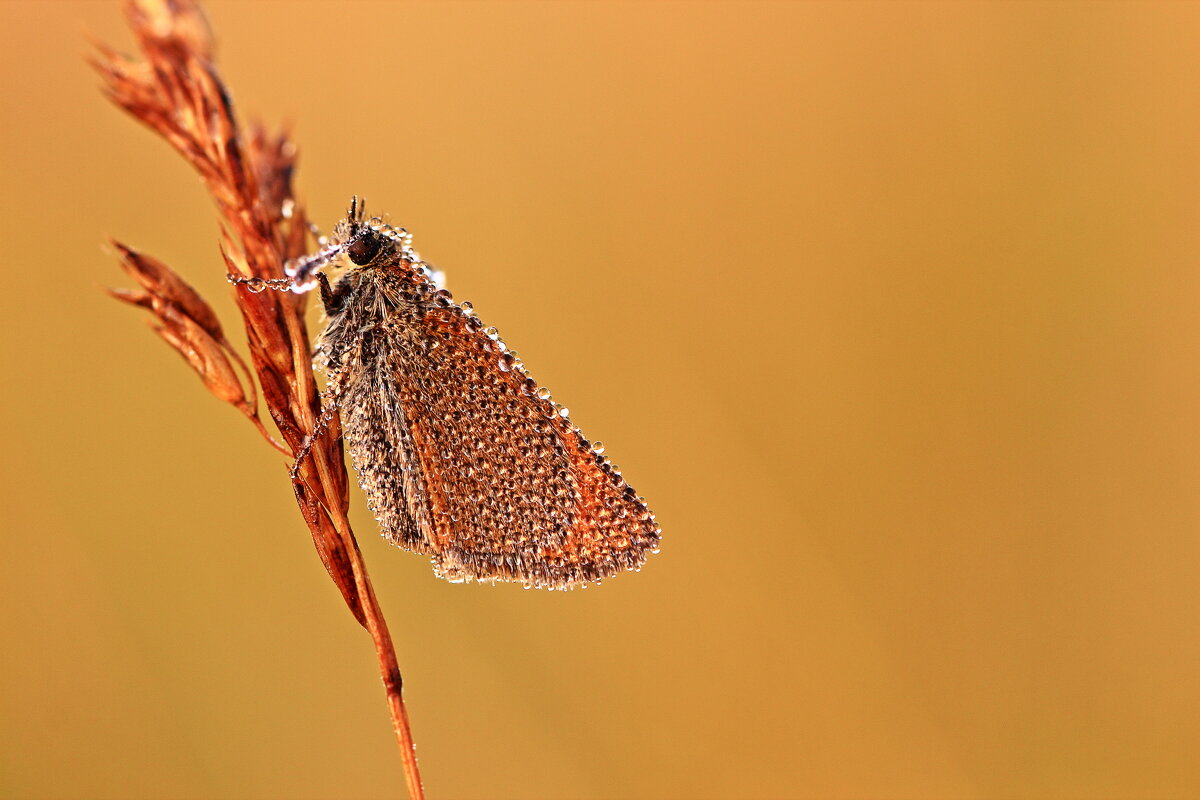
341,196,402,266
346,227,384,265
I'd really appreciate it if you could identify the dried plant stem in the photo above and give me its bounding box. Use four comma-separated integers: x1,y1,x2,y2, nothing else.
336,503,423,794
308,420,423,796
298,328,427,800
93,1,424,796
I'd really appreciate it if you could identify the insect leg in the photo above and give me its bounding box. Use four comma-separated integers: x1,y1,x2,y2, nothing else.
227,236,352,294
287,238,349,284
316,271,351,316
289,378,348,481
226,274,297,293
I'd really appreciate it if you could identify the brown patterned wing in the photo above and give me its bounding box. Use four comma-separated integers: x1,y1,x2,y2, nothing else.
357,293,661,589
340,352,432,555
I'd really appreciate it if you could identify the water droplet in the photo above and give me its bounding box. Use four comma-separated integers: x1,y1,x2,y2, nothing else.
536,387,552,400
591,441,605,454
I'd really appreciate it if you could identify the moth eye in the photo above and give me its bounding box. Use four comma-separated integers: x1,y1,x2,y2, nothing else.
347,232,382,265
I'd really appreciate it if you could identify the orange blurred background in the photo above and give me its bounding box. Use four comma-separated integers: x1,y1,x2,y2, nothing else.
2,1,1198,798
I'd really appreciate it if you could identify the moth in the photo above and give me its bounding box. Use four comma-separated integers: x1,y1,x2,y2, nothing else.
233,199,661,589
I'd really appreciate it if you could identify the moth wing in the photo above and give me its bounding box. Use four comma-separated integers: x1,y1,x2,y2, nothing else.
341,353,431,554
379,298,661,589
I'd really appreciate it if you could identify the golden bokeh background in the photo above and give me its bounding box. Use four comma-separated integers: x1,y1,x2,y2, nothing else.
2,1,1198,798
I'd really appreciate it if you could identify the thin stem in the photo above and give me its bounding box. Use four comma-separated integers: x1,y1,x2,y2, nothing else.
94,2,427,796
311,441,425,799
288,288,424,798
348,522,426,799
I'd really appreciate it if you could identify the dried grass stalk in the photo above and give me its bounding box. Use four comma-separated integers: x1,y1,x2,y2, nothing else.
91,1,424,796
